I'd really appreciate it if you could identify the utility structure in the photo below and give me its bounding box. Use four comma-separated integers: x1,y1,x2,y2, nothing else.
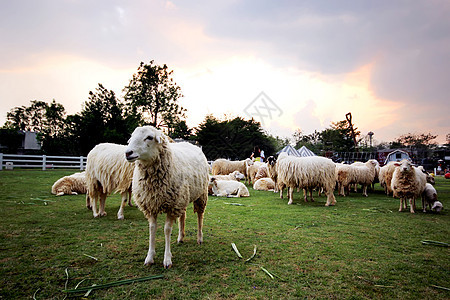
345,112,358,148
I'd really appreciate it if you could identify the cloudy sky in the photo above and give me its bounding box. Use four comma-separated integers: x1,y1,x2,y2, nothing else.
1,0,449,144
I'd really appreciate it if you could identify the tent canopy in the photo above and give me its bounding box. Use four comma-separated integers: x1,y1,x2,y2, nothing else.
276,145,300,156
297,146,316,157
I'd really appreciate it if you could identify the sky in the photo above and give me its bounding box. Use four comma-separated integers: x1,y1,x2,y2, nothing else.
1,0,449,144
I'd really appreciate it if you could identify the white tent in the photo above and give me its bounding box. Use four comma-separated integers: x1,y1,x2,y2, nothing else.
297,146,316,157
277,145,300,156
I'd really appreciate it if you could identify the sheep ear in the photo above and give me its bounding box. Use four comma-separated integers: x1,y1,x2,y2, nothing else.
156,135,165,144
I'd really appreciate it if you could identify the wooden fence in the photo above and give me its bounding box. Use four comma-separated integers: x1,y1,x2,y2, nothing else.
0,153,86,170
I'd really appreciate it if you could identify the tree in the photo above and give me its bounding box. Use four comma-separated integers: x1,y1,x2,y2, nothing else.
123,61,185,130
194,115,277,160
169,120,192,140
394,132,437,148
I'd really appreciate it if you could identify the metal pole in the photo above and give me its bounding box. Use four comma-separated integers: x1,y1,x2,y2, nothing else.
42,155,46,170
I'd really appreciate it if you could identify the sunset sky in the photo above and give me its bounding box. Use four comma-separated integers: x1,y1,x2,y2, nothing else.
1,0,449,144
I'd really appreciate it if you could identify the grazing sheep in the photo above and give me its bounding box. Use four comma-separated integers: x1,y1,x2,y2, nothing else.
422,183,442,213
125,126,209,268
391,160,427,213
271,155,336,206
211,158,251,178
51,171,87,196
210,177,250,197
209,171,245,181
253,177,275,191
85,143,134,220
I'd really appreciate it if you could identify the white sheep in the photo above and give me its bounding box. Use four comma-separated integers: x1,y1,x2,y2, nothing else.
272,155,336,206
253,177,275,191
246,160,265,184
266,156,280,192
85,143,134,220
210,177,250,197
350,160,379,197
335,163,353,196
125,126,209,268
422,183,443,213
391,160,427,213
209,170,245,181
51,171,87,196
211,158,251,179
379,161,402,196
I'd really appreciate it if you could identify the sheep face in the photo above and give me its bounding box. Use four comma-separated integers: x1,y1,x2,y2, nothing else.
267,156,276,166
432,201,443,212
396,160,413,173
125,126,166,162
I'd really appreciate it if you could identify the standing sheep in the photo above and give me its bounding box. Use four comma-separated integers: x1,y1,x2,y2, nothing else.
391,160,427,213
211,158,251,178
350,160,379,197
271,155,336,206
125,126,209,268
85,143,134,220
51,171,87,196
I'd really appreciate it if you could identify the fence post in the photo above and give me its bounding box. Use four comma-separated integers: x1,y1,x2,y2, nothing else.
80,156,84,170
0,153,3,170
42,155,46,170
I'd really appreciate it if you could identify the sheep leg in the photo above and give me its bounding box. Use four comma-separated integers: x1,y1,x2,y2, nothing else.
127,189,133,207
86,194,92,210
98,193,107,217
163,216,175,269
177,211,186,243
399,198,404,212
197,211,204,245
117,192,128,220
288,187,294,205
362,185,368,197
409,198,415,213
310,189,315,202
144,215,157,266
325,189,336,206
302,189,308,202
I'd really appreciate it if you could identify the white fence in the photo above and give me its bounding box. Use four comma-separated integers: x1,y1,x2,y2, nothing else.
0,153,86,170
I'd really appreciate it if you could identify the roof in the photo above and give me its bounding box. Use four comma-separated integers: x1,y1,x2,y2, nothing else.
297,146,316,157
277,145,300,156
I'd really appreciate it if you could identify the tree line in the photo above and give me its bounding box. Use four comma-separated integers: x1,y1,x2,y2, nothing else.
1,60,446,160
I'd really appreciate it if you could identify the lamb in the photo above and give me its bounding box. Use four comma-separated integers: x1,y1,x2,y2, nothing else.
210,177,250,197
271,154,336,206
422,183,443,213
253,177,275,191
211,158,251,178
85,143,134,220
209,170,245,181
391,160,427,213
51,171,87,196
125,126,209,268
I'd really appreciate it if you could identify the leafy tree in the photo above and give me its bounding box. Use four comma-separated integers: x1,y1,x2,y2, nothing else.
393,132,437,148
195,115,276,160
169,120,192,140
293,129,322,153
123,61,185,130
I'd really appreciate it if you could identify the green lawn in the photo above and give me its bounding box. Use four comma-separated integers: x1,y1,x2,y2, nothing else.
0,169,449,299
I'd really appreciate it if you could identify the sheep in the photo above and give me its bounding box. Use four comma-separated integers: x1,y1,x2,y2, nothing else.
271,155,336,206
246,160,266,184
267,156,280,192
350,160,379,197
417,166,435,185
211,158,251,178
210,177,250,197
85,143,134,220
422,183,443,213
254,164,269,182
335,163,353,196
125,126,209,268
379,161,399,196
209,170,245,181
253,177,275,191
51,171,87,196
391,160,427,213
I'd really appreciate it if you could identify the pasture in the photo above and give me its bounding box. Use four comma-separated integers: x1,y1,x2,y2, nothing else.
0,169,449,299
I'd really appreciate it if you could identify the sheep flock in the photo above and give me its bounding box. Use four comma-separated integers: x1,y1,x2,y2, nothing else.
51,128,445,268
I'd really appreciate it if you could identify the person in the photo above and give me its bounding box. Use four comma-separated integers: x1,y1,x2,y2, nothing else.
251,146,261,162
260,149,265,162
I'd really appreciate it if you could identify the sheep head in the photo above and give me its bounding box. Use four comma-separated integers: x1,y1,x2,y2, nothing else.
394,160,413,174
267,156,277,166
432,201,443,212
125,126,168,163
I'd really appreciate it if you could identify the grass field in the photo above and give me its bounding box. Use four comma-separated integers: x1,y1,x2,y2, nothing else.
0,169,449,299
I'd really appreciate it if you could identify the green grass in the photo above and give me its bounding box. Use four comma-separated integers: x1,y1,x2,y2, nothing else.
0,169,449,299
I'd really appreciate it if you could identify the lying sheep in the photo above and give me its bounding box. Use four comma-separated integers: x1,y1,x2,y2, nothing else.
391,160,427,213
125,126,209,268
85,143,134,220
422,183,443,213
211,158,251,178
209,170,245,181
271,154,336,206
51,171,87,196
253,177,275,191
210,177,250,197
